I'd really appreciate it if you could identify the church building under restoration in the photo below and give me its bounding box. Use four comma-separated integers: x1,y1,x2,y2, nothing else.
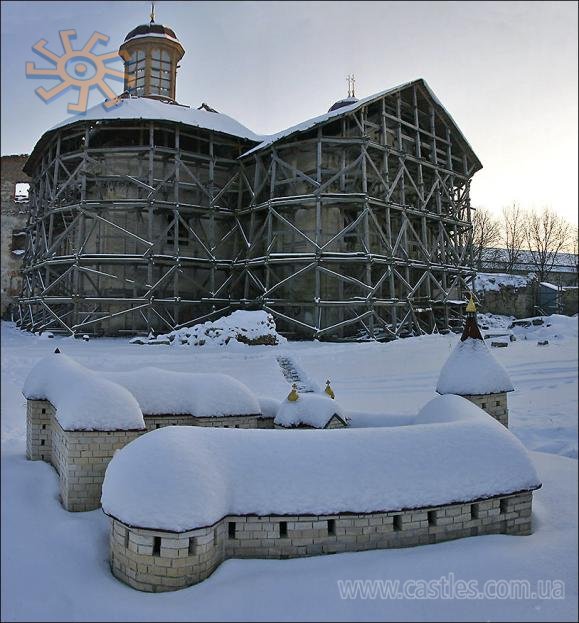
17,13,482,340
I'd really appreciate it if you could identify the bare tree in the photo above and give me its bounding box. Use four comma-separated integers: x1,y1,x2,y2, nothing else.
565,225,578,255
525,207,572,282
500,203,526,273
470,207,501,270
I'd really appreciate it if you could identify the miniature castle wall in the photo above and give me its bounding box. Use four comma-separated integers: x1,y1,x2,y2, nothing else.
28,400,142,511
26,399,54,461
144,414,273,431
26,399,274,511
273,416,346,430
109,490,534,592
462,392,509,427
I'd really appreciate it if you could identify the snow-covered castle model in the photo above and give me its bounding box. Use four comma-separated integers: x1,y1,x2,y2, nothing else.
436,296,514,427
24,312,541,592
102,398,539,593
23,306,536,594
24,347,347,511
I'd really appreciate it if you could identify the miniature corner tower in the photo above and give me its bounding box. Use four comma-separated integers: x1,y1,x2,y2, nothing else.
436,295,514,427
119,4,185,102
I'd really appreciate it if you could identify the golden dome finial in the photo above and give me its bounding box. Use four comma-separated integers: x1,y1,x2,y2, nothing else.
287,383,299,402
325,379,335,399
465,293,477,313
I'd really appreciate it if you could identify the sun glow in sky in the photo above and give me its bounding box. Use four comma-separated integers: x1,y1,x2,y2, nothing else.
1,0,577,224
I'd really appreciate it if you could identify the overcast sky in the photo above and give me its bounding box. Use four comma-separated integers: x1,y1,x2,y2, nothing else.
1,0,577,224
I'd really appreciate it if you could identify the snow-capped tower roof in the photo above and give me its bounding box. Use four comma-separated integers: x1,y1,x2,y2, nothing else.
123,22,180,44
436,295,514,396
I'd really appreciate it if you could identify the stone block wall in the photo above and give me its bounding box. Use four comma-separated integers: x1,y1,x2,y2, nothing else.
26,399,54,460
477,283,535,319
143,415,199,432
109,490,534,593
189,415,268,429
27,399,277,512
50,419,143,512
143,414,272,432
463,392,509,427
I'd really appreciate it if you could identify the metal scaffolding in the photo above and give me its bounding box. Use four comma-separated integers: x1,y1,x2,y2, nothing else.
18,80,482,339
234,80,481,338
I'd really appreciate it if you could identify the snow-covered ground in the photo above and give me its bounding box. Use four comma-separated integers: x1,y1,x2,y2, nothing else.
1,317,577,621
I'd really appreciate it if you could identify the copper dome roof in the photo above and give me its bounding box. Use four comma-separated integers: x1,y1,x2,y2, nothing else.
124,23,179,42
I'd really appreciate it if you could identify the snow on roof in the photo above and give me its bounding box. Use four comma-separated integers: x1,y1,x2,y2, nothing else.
257,396,281,419
328,96,359,112
482,248,578,273
539,281,561,291
475,272,530,292
241,78,481,165
241,81,414,158
436,337,514,396
274,393,346,428
101,402,540,532
101,368,260,417
22,352,144,431
48,97,264,142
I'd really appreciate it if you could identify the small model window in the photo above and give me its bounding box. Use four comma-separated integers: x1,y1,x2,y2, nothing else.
327,519,336,536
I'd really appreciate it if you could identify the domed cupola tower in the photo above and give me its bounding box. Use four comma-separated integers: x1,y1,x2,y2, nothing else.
119,5,184,102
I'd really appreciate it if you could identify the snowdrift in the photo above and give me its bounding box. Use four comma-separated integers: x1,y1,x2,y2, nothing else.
132,310,286,348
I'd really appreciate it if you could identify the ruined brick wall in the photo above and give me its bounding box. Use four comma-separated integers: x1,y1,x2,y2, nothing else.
1,155,30,317
109,490,534,592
